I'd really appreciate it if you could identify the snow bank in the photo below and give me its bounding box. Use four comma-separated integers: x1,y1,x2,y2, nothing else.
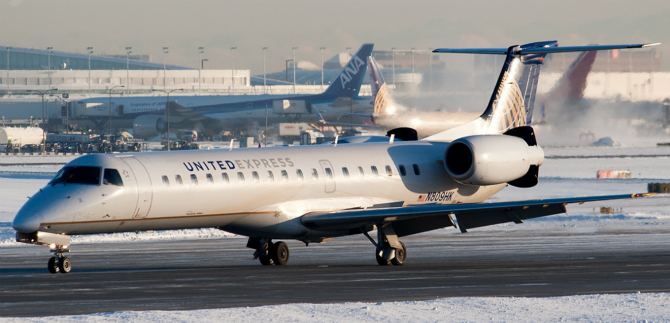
4,292,668,322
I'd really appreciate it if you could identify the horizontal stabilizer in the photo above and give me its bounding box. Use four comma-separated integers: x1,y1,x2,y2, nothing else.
434,43,660,55
314,107,372,128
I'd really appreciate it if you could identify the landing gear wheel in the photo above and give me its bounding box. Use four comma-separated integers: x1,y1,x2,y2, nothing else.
391,242,406,266
58,257,72,273
48,257,60,274
259,241,274,265
271,241,290,266
375,248,390,266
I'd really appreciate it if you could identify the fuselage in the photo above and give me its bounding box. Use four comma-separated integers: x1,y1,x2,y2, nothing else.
12,140,505,241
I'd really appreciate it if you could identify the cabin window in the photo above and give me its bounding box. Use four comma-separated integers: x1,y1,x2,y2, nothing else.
296,169,304,181
221,173,229,184
268,171,274,182
371,166,379,177
161,175,170,187
175,175,183,186
399,165,407,176
311,168,319,180
281,170,289,181
103,169,124,186
252,171,260,183
50,166,101,185
413,164,421,175
342,167,350,178
358,166,364,177
190,174,198,185
206,173,214,184
385,165,393,176
238,172,245,183
325,168,333,179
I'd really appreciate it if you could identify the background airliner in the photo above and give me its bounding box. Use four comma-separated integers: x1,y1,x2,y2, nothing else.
12,41,656,273
71,44,374,139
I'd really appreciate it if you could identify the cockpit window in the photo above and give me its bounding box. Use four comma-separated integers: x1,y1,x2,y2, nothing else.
50,166,101,185
103,169,124,186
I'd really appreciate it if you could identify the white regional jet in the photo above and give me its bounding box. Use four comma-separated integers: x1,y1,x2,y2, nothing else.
13,41,658,274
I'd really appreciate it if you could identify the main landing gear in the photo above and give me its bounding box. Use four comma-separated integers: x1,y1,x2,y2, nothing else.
363,224,407,266
247,238,290,266
47,245,71,274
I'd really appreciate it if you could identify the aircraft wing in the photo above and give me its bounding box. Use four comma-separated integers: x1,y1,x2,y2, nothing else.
314,106,373,128
301,193,651,236
166,101,209,123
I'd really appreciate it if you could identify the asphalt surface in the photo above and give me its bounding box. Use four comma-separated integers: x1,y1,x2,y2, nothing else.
1,229,670,317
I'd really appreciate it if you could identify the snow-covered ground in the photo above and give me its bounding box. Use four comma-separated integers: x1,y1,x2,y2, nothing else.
2,145,670,320
4,293,669,322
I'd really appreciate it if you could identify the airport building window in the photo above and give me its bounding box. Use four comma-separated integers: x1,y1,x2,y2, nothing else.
161,175,170,187
103,169,124,186
358,166,364,177
311,168,319,180
398,165,406,176
371,166,379,177
252,171,260,183
190,174,198,185
175,175,183,186
342,167,350,178
296,169,304,181
413,164,421,176
238,172,245,183
385,165,393,176
281,170,289,181
206,173,214,184
325,168,333,179
222,173,229,184
268,171,274,182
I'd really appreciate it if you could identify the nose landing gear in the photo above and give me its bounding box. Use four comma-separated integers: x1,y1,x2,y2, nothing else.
247,237,290,266
48,245,71,274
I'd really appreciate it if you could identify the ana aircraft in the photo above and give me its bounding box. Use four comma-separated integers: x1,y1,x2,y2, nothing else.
72,44,374,138
13,41,657,274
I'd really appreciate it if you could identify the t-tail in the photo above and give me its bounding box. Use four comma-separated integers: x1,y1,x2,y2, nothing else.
321,44,374,99
425,41,660,141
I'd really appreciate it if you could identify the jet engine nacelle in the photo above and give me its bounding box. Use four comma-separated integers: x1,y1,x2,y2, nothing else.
443,135,544,186
132,115,165,139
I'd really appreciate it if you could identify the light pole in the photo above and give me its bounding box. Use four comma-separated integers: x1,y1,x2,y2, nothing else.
155,89,180,151
428,48,433,91
126,47,132,91
6,46,11,94
108,85,124,152
198,47,204,95
262,47,268,93
230,47,237,90
87,47,93,97
320,47,326,91
292,47,298,93
346,47,352,57
47,47,53,90
391,47,397,88
162,47,169,91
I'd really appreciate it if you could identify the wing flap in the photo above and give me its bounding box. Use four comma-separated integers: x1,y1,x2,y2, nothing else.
301,194,651,235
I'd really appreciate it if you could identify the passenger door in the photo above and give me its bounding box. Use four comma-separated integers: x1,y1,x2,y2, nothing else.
120,156,154,219
319,160,336,193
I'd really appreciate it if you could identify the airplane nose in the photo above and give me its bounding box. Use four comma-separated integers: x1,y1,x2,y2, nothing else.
12,212,42,233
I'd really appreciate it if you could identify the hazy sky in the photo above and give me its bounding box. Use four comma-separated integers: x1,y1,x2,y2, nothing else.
1,0,669,73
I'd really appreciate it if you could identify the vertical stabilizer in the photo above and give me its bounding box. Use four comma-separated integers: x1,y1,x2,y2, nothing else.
321,44,374,99
368,57,393,116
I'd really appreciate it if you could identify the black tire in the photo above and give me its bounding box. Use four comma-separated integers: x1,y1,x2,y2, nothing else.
271,241,290,266
391,242,407,266
375,248,390,266
259,241,274,265
259,255,274,265
58,257,72,273
48,257,60,274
